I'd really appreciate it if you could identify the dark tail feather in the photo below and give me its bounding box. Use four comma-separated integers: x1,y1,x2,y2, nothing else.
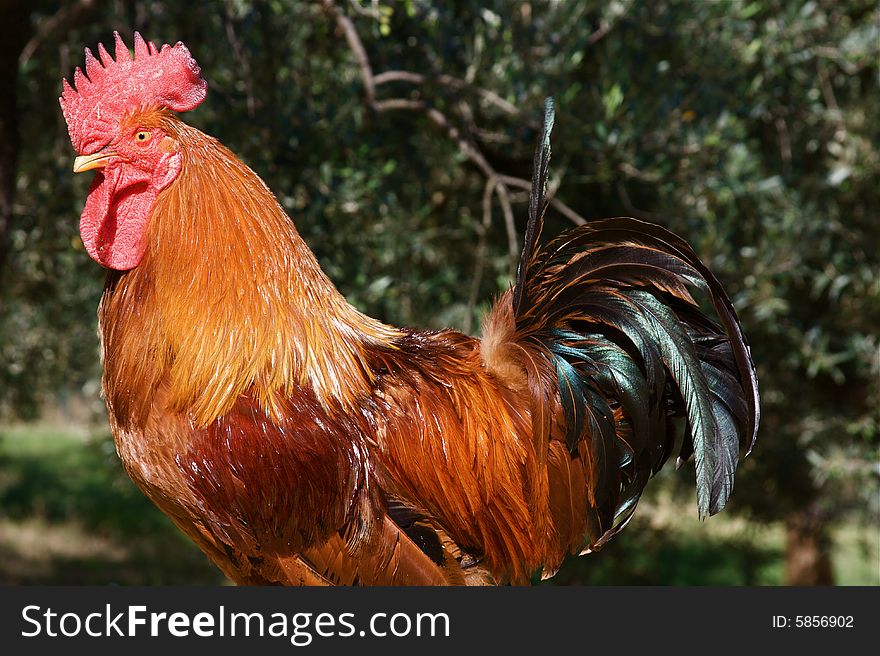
508,102,760,555
513,97,555,314
573,218,761,456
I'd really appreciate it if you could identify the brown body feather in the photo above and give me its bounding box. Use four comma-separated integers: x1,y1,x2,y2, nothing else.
99,110,757,585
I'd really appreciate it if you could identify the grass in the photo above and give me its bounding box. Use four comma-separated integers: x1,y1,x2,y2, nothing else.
832,522,880,586
0,422,876,585
548,479,878,586
0,422,227,585
546,485,785,586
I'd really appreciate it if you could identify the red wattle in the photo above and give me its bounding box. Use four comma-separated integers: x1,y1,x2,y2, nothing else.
79,165,159,270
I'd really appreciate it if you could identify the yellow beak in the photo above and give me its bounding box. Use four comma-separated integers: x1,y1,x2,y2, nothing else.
72,151,116,173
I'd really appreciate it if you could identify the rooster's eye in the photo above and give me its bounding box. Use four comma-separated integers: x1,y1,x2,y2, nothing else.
135,131,151,144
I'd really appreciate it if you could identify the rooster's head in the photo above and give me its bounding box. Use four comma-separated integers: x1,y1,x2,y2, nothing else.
60,32,206,269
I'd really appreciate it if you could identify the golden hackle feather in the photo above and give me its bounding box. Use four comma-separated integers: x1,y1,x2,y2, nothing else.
101,110,400,431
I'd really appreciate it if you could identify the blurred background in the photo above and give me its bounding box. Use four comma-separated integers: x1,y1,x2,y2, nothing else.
0,0,877,585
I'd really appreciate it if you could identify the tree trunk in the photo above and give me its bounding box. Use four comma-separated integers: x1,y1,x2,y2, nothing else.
0,0,30,279
784,504,834,586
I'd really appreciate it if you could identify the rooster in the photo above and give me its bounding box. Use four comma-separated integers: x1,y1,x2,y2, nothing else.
60,32,759,585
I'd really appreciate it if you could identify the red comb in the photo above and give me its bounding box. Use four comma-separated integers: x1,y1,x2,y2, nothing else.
60,31,207,154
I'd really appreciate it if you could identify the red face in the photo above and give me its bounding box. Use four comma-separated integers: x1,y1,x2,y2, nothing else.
60,33,206,269
74,119,182,270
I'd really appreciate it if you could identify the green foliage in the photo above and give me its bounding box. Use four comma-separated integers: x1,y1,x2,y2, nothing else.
1,0,877,582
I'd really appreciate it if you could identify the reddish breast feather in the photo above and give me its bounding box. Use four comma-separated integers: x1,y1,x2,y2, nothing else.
175,393,374,556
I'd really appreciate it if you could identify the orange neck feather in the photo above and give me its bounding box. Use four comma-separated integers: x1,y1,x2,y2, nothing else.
100,115,399,428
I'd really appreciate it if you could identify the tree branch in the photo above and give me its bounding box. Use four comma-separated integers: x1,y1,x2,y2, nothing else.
616,180,659,222
374,99,520,263
323,0,375,106
464,178,498,334
18,0,97,67
374,99,496,178
322,0,589,302
498,175,587,226
374,70,523,117
586,20,613,47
